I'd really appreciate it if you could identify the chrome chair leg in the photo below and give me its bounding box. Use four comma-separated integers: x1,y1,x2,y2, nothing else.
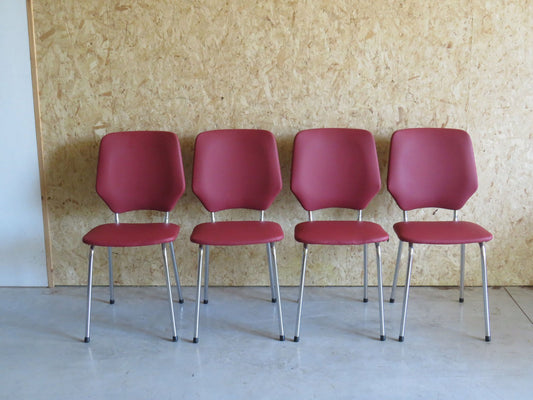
202,245,210,304
294,244,309,342
84,246,95,343
480,243,491,342
390,241,403,303
267,243,277,303
161,243,177,342
399,243,414,342
169,242,184,304
375,243,386,341
193,245,204,343
459,244,466,303
270,243,285,341
107,247,115,304
363,244,368,302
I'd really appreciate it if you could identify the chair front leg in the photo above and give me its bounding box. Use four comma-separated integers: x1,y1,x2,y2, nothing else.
399,243,414,342
294,243,309,342
270,243,285,341
479,243,491,342
390,241,404,303
161,243,177,342
169,242,184,304
84,246,95,343
375,243,386,341
193,245,204,343
107,247,115,304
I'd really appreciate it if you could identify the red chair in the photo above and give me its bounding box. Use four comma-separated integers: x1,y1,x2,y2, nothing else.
387,128,492,342
190,129,285,342
82,131,186,342
291,128,389,342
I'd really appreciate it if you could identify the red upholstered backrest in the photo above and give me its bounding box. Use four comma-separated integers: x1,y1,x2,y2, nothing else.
96,131,186,213
192,129,282,212
387,128,478,211
291,128,382,211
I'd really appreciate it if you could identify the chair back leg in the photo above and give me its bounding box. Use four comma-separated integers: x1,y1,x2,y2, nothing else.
390,241,403,303
202,245,210,304
169,242,184,304
161,243,177,341
363,244,368,302
459,244,466,303
107,247,115,304
84,246,95,343
193,245,204,343
266,243,277,303
479,243,491,342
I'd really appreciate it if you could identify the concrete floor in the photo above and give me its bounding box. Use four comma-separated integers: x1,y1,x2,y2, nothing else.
0,285,532,399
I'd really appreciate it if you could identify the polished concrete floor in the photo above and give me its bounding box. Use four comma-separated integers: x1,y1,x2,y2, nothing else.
0,285,532,399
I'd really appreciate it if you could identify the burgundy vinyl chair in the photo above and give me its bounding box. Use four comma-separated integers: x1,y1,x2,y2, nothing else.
82,131,186,342
190,129,285,342
387,128,492,342
291,128,389,342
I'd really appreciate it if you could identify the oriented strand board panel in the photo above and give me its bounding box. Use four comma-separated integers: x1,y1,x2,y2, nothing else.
32,0,533,286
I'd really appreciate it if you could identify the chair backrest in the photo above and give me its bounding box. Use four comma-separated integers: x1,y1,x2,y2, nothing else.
96,131,186,213
291,128,382,211
192,129,282,212
387,128,478,211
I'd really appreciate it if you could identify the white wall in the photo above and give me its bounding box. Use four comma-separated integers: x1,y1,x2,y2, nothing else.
0,0,47,286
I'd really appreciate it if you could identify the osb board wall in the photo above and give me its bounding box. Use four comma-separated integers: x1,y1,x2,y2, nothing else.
32,0,533,287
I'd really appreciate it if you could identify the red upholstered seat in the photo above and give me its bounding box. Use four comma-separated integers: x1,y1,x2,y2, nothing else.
83,223,180,247
191,129,285,343
393,221,493,245
387,127,492,343
82,131,186,343
191,221,283,246
295,221,389,246
290,128,387,342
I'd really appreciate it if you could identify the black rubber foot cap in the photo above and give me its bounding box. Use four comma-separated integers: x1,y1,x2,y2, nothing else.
171,336,177,342
203,299,208,304
271,298,277,303
380,335,386,341
485,336,491,342
193,337,199,344
179,299,184,304
279,335,285,342
389,298,395,303
110,299,115,305
84,337,90,343
399,336,404,342
459,298,464,303
294,336,300,342
363,298,369,303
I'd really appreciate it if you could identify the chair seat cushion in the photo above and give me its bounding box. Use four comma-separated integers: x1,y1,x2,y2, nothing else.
190,221,284,246
295,221,389,245
393,221,493,245
83,223,180,247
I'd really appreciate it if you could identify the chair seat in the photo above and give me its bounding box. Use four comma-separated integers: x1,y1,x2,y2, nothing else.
295,221,389,245
190,221,284,246
393,221,493,245
83,223,180,247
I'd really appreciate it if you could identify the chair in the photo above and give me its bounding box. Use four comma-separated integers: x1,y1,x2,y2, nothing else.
387,127,492,342
291,128,389,342
190,129,285,342
82,131,186,342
